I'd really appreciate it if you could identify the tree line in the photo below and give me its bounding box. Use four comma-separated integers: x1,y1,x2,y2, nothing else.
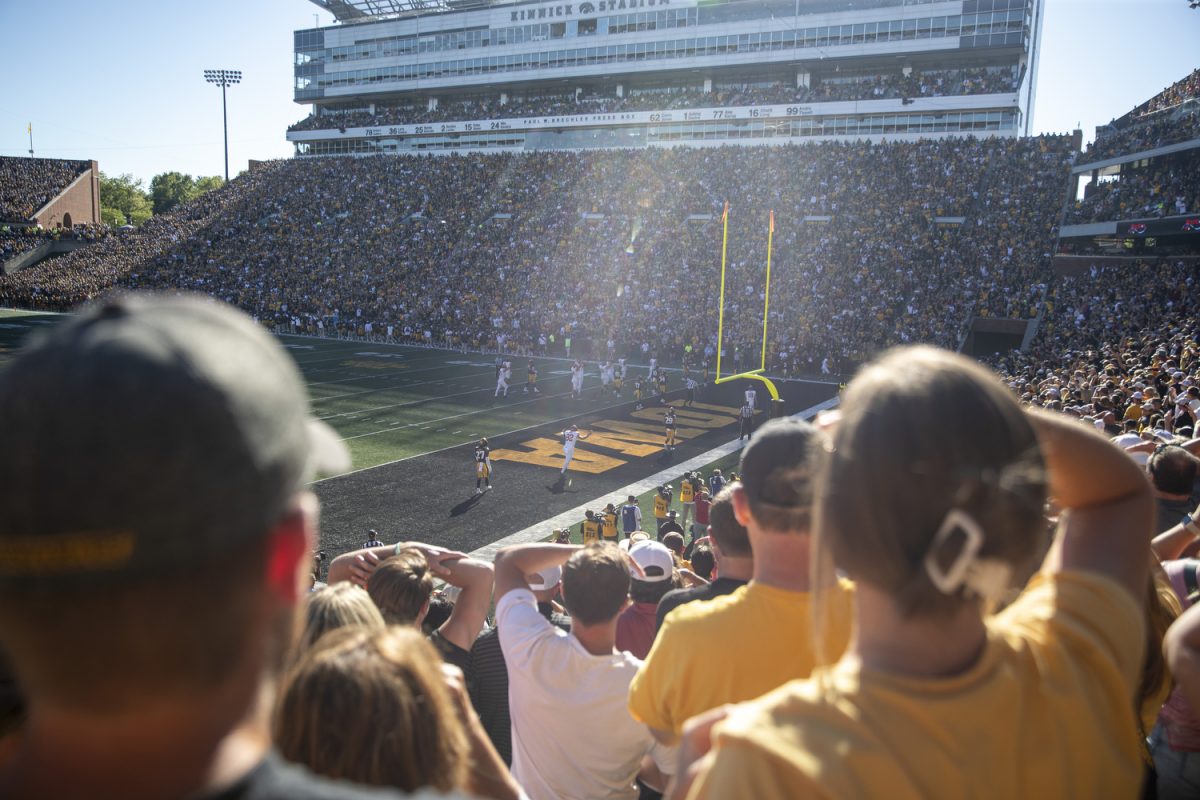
100,171,224,227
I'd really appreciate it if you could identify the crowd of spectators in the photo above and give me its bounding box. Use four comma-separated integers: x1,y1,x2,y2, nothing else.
995,256,1199,431
1065,149,1200,225
6,291,1198,799
1082,107,1200,165
1135,68,1200,120
288,66,1018,133
10,65,1200,800
0,135,1073,376
0,157,90,223
0,224,109,264
1081,68,1200,165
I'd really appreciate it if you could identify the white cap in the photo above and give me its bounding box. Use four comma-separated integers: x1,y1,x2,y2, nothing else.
527,565,562,590
629,541,674,583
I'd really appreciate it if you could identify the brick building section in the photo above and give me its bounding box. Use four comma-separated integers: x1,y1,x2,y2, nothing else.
34,160,100,229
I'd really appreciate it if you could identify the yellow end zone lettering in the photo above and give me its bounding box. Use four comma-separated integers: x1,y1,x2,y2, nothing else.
489,400,744,476
490,438,626,474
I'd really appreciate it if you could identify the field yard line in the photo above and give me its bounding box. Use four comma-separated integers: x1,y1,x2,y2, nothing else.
311,367,496,402
314,388,683,482
336,382,585,439
319,382,501,421
467,396,841,563
291,349,464,370
311,361,581,403
315,365,583,413
272,331,841,386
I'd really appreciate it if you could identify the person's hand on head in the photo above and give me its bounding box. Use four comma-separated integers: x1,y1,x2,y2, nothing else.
348,550,383,588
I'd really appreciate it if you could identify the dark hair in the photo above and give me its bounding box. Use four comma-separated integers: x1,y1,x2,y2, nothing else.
367,549,433,625
420,593,455,635
1148,445,1199,496
708,487,751,557
561,543,630,625
630,575,679,605
690,546,715,581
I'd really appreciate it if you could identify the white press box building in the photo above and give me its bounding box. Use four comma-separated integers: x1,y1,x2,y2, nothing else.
291,0,1044,155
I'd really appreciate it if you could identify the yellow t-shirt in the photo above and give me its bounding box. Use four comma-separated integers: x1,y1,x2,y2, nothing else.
601,512,619,541
628,580,853,737
687,571,1144,800
581,519,601,545
680,481,695,503
654,495,669,519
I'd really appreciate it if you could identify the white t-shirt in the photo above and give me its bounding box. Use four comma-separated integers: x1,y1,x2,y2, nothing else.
497,589,674,800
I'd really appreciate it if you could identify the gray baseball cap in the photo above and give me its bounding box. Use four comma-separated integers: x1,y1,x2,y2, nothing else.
0,293,349,585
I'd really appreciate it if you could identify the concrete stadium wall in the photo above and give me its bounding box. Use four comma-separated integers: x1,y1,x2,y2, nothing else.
33,160,100,229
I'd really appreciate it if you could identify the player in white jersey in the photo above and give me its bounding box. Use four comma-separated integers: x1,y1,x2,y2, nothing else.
559,424,590,475
570,360,585,399
618,358,627,380
744,384,757,410
495,362,512,397
600,361,615,396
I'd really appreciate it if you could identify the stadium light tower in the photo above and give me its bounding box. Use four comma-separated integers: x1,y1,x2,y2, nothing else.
203,69,242,182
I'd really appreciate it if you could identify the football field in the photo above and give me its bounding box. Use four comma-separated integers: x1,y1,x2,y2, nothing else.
0,309,839,558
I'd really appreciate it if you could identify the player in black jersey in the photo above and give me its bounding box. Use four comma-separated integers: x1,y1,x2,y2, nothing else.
523,361,540,394
474,437,493,494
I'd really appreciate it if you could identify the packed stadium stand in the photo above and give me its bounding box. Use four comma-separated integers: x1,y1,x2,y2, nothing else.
7,0,1200,795
1058,67,1200,264
0,135,1073,374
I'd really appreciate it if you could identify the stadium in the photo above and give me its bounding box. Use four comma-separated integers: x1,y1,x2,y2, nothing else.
1,0,1200,797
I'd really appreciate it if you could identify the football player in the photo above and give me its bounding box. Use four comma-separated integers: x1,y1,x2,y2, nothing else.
524,361,540,394
560,423,590,476
570,360,585,399
474,437,492,494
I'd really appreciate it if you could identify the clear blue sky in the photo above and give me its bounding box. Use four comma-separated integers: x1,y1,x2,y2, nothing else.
0,0,1197,186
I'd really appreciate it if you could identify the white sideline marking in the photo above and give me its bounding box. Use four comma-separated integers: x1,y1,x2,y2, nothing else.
468,396,841,562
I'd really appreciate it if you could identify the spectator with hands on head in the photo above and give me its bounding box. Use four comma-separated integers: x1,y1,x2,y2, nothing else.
327,541,493,673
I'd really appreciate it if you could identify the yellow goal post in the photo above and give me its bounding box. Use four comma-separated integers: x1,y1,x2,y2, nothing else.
713,203,783,414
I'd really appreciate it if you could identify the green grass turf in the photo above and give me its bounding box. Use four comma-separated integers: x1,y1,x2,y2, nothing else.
0,314,718,477
0,311,834,558
281,334,698,472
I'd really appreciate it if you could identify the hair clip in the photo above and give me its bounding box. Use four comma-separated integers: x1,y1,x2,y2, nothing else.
924,509,984,595
924,508,1011,601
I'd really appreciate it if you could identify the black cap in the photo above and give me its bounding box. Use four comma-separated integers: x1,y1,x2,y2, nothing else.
738,418,819,509
0,293,349,585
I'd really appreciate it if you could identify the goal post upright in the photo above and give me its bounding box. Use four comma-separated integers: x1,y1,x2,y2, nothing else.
715,200,730,384
712,205,782,410
759,209,774,375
